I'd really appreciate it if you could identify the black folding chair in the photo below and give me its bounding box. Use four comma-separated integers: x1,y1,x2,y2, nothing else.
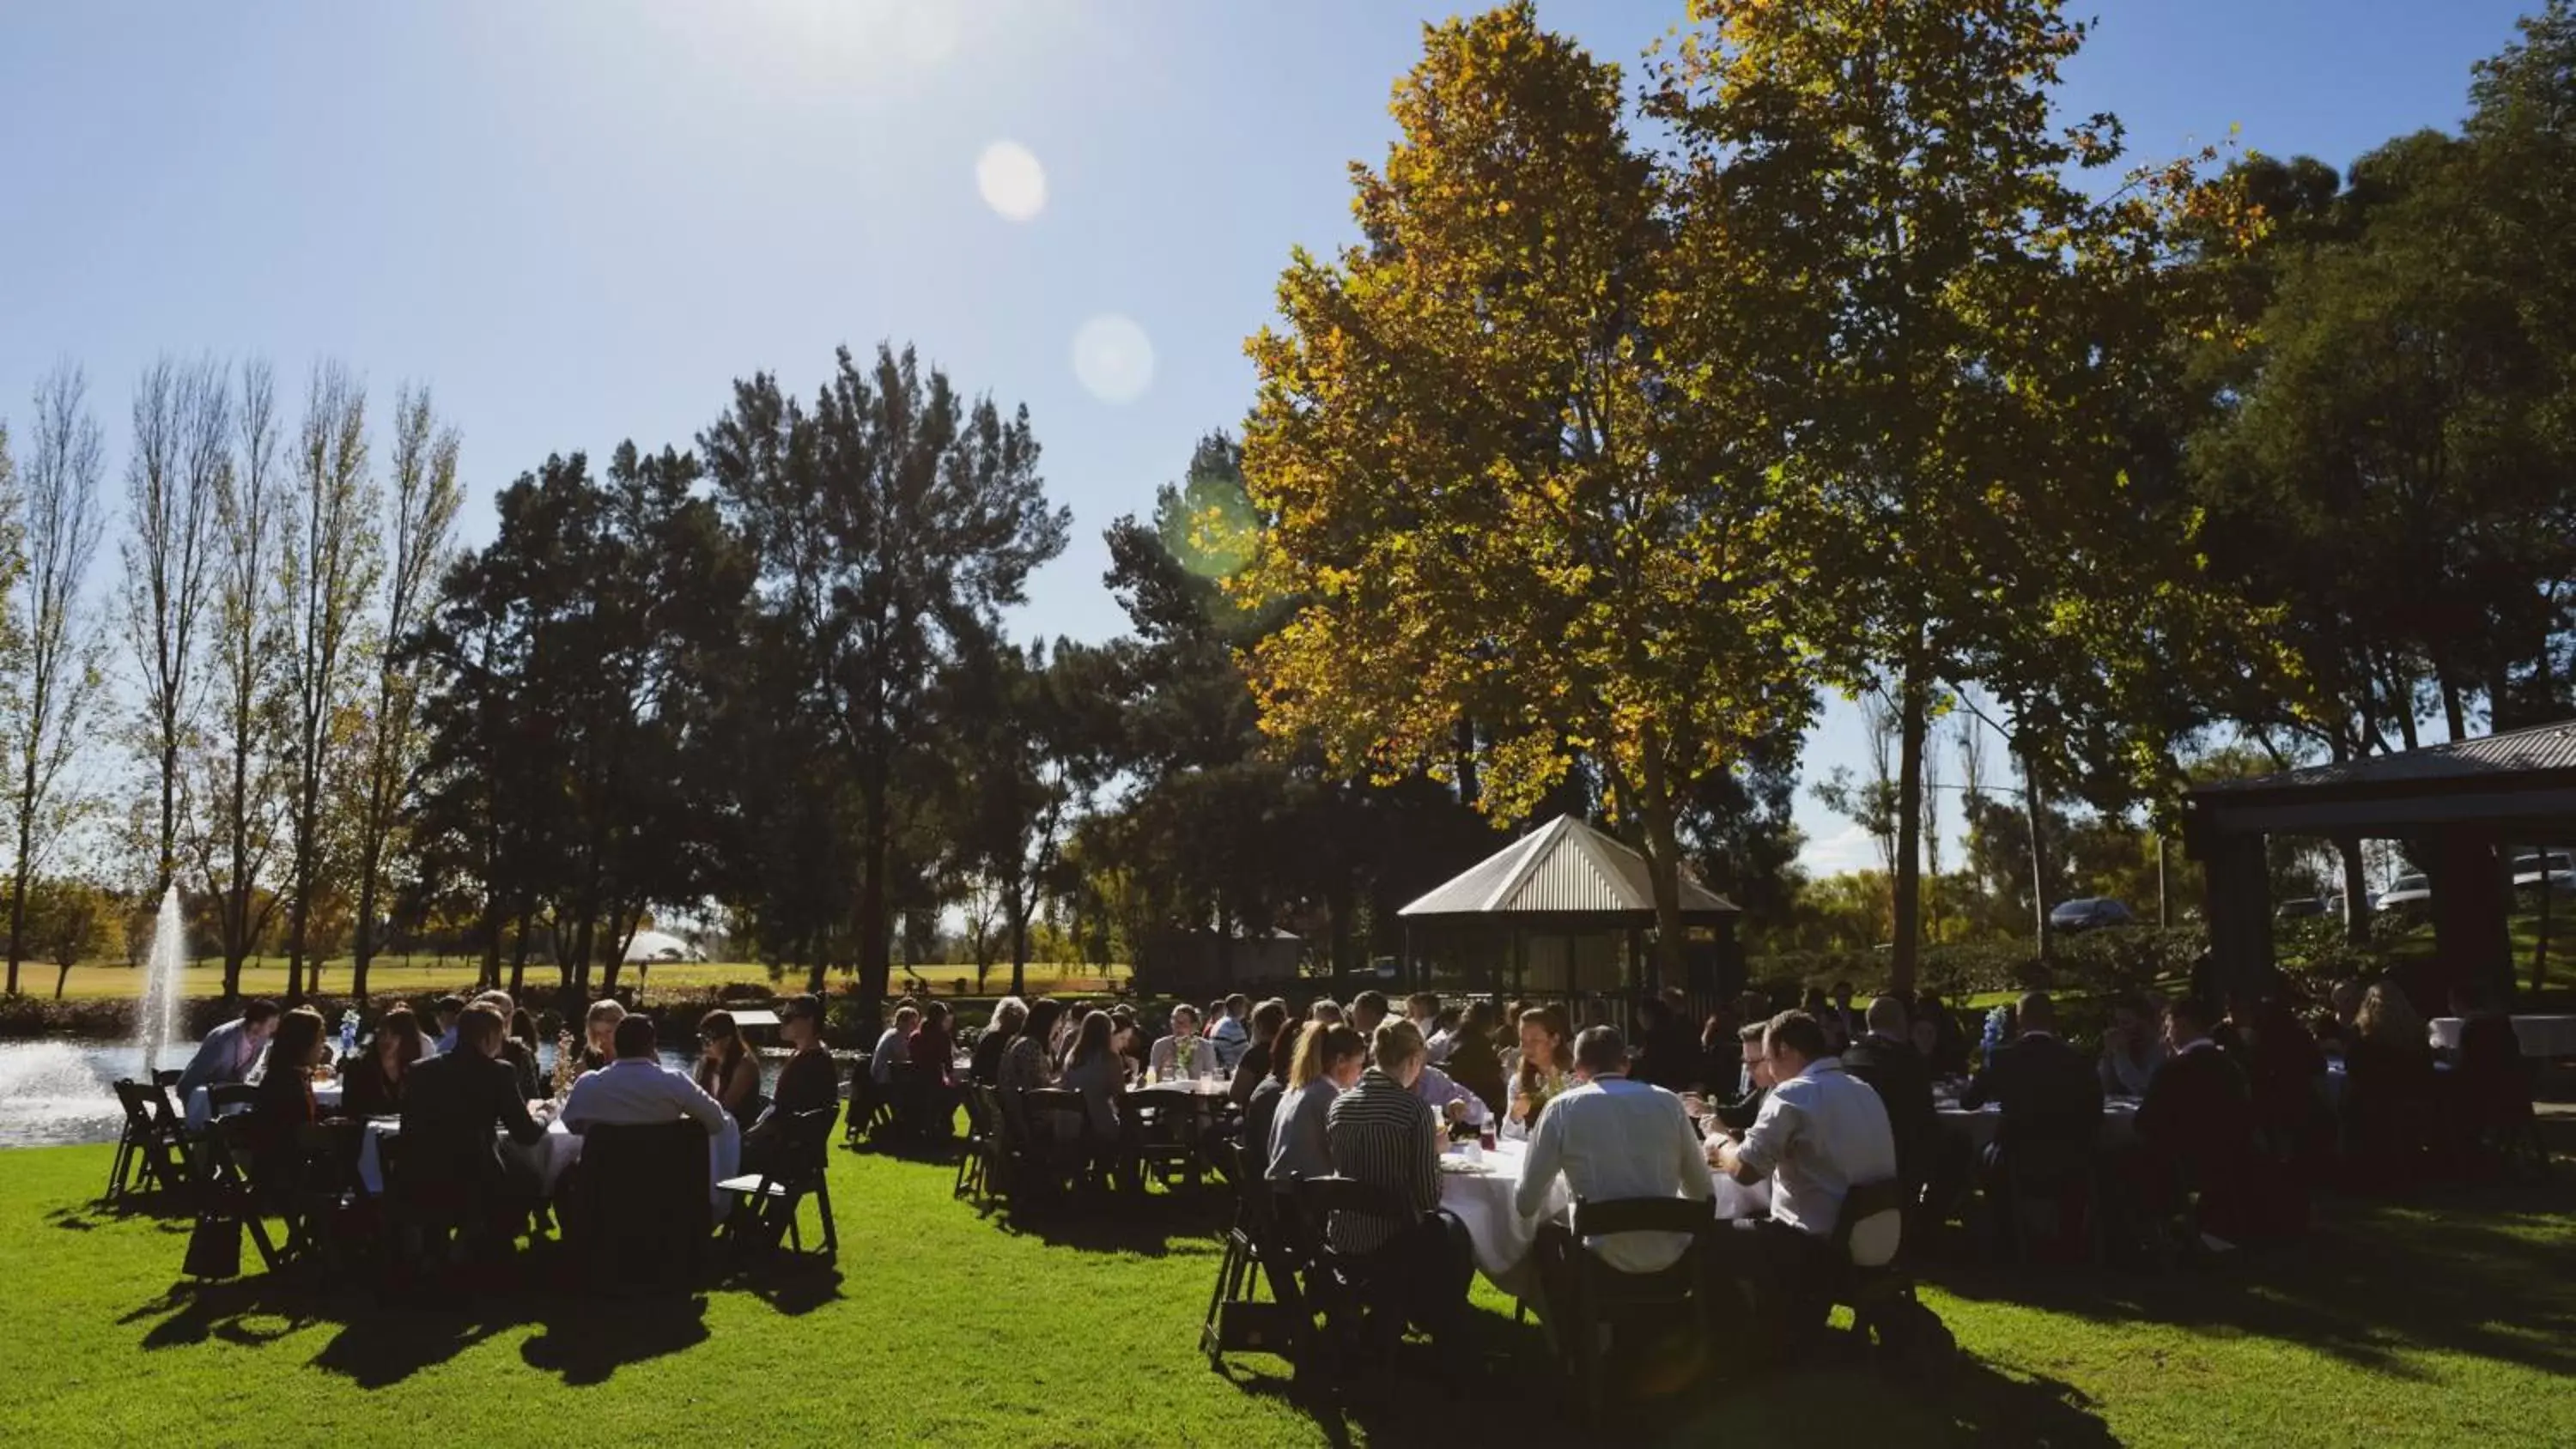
720,1108,839,1263
842,1054,876,1146
1200,1138,1307,1368
1554,1196,1718,1420
1121,1086,1207,1193
187,1116,285,1276
955,1085,997,1204
569,1121,713,1294
107,1079,188,1202
1024,1087,1100,1195
1825,1178,1946,1368
1289,1174,1417,1382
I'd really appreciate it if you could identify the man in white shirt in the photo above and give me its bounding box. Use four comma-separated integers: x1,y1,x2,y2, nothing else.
1517,1026,1712,1294
1406,992,1447,1062
1208,994,1251,1073
1705,1009,1897,1361
560,1016,729,1137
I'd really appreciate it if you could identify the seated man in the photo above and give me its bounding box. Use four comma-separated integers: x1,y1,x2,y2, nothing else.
1209,993,1253,1074
2097,996,2168,1098
561,1016,729,1137
177,998,281,1097
1410,1058,1492,1128
429,995,466,1056
1518,1026,1711,1315
1839,997,1938,1213
1711,1021,1773,1134
1960,991,2102,1184
1705,1010,1896,1361
400,1003,550,1245
1323,1020,1473,1375
2128,997,2256,1228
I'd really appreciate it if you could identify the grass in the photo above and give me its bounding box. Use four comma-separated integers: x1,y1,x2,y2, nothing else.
3,1136,2572,1446
27,958,1133,1003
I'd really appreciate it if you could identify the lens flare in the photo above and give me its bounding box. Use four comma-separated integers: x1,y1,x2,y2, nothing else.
1072,313,1155,404
976,141,1048,222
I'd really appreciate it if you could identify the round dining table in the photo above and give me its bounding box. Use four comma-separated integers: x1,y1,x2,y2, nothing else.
1436,1137,1768,1300
355,1113,742,1216
186,1080,342,1133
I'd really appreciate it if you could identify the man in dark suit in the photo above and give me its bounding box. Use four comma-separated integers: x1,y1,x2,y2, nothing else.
2133,997,2254,1195
400,1003,549,1246
1712,1021,1772,1133
1841,996,1939,1209
1960,991,2102,1181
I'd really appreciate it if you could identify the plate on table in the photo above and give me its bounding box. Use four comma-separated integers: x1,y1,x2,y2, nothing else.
1437,1155,1495,1176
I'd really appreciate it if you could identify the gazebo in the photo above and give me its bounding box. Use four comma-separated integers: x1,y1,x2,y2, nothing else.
1397,813,1741,1016
2184,718,2576,1003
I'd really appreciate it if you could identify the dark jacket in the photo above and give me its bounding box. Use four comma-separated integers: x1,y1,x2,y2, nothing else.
1443,1038,1508,1123
2136,1040,2253,1178
970,1029,1012,1088
400,1049,546,1193
1631,1023,1708,1093
1841,1033,1938,1191
342,1052,405,1120
1712,1084,1766,1135
1230,1038,1274,1107
1961,1032,2102,1168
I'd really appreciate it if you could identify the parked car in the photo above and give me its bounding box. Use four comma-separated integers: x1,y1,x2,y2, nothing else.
2048,897,2136,933
2379,874,2433,911
2510,851,2576,894
2275,897,2330,920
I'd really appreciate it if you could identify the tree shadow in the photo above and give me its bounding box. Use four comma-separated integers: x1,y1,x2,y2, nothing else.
1923,1176,2576,1383
1218,1316,2121,1447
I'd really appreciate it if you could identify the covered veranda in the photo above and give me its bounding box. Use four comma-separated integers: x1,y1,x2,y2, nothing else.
1396,813,1741,1024
2184,718,2576,1006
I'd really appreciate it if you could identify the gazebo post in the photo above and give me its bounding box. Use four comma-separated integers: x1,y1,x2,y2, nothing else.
2200,829,2275,1000
2429,828,2512,1003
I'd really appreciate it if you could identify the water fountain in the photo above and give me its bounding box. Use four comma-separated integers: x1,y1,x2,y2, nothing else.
135,883,187,1077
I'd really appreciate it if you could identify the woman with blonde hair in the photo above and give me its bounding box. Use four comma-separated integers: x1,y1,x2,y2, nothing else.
2342,980,2436,1171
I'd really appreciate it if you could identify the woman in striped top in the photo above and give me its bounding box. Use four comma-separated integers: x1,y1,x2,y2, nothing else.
1322,1020,1475,1375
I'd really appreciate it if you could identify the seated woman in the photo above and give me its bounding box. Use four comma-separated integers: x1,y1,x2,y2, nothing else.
1267,1022,1365,1184
1441,1001,1509,1119
506,1009,545,1101
1501,1004,1573,1142
2341,982,2438,1173
577,998,625,1074
343,1007,425,1119
1060,1010,1124,1142
998,998,1066,1142
908,1001,962,1137
247,1007,330,1203
743,994,839,1177
1149,1003,1206,1080
695,1009,766,1131
975,997,1025,1087
1323,1021,1473,1375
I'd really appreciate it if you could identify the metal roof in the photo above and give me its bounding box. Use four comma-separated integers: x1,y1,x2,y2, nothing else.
2194,718,2576,796
1398,814,1739,919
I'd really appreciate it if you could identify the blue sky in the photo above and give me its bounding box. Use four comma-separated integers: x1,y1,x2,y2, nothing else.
0,0,2540,876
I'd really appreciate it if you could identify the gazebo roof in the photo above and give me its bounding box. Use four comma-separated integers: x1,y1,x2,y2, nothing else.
1398,814,1739,921
2186,718,2576,838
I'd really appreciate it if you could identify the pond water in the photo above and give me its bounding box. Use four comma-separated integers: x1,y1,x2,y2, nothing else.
0,1039,782,1149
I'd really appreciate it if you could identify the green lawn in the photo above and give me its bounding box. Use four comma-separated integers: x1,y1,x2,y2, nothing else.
31,958,1132,1003
4,1136,2571,1446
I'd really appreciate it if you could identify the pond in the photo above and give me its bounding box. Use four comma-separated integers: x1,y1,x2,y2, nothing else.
0,1039,793,1149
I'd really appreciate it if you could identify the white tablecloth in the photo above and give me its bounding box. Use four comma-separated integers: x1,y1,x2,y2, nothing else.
1435,1138,1766,1300
2429,1015,2576,1058
185,1081,342,1132
356,1116,741,1216
1932,1098,2139,1155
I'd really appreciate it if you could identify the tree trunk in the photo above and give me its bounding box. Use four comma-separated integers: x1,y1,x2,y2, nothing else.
2535,855,2555,998
1890,664,1929,992
855,785,890,1022
352,838,382,1003
508,912,532,999
2437,664,2467,742
2024,751,2050,960
2337,835,2370,946
1636,743,1689,990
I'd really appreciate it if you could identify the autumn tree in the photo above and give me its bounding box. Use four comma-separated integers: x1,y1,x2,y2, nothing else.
2,367,110,997
1658,0,2250,985
349,385,462,1000
1238,5,1818,985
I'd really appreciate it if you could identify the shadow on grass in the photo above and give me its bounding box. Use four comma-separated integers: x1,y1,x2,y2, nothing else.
1217,1313,2119,1447
52,1190,197,1233
1923,1173,2576,1383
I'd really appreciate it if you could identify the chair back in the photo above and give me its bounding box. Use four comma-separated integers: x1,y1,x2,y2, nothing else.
1291,1173,1413,1254
113,1080,160,1136
1025,1086,1091,1137
574,1119,711,1291
1832,1178,1907,1268
207,1082,258,1113
1571,1194,1716,1240
774,1107,836,1185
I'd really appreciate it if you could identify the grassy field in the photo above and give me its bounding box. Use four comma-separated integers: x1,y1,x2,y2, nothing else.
3,1137,2570,1446
27,958,1133,1003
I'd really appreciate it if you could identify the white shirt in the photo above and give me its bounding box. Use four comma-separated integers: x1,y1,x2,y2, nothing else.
1425,1028,1455,1065
561,1058,729,1137
1733,1057,1899,1264
1514,1076,1711,1273
1208,1015,1249,1072
1149,1033,1213,1079
871,1027,911,1083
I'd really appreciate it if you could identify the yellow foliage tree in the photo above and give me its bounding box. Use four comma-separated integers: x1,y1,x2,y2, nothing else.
1236,4,1820,983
